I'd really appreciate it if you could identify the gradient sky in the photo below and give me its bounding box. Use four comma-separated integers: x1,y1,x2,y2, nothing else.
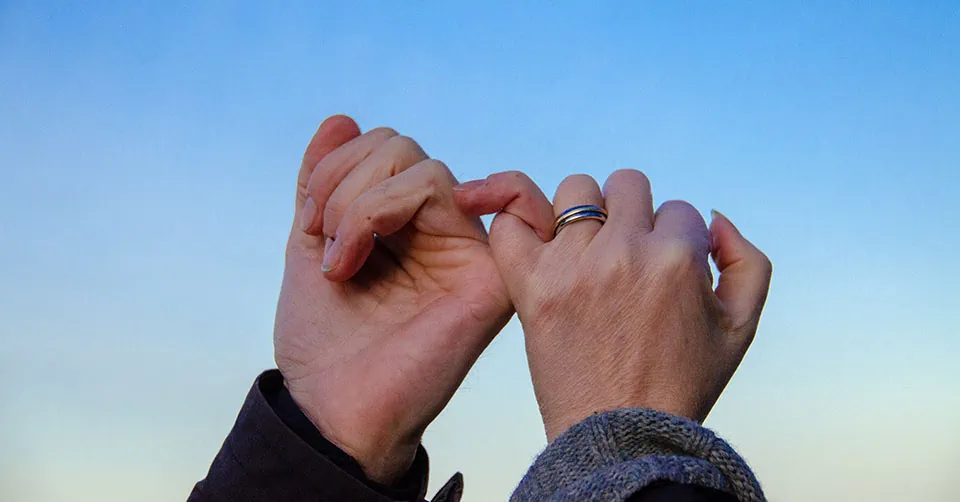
2,2,959,501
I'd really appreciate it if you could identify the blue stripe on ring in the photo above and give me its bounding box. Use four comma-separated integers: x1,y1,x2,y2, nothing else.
556,204,606,219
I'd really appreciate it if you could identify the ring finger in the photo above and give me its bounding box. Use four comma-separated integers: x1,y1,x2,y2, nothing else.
551,174,605,245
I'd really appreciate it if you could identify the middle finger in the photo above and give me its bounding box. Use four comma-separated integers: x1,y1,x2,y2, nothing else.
322,135,429,238
301,126,400,235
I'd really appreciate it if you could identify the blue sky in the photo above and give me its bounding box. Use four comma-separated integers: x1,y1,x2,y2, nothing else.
1,2,958,501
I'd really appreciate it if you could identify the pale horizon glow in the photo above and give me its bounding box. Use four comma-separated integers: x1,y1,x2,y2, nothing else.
1,2,959,501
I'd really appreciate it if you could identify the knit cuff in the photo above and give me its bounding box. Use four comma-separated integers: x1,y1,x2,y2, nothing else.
510,408,765,502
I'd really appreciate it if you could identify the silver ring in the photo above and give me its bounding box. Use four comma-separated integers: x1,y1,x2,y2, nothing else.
553,204,608,237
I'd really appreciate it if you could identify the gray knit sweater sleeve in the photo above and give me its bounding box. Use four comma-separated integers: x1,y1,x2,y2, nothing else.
510,408,765,502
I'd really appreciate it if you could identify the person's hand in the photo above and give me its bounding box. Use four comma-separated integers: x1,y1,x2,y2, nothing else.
455,170,772,441
273,116,553,483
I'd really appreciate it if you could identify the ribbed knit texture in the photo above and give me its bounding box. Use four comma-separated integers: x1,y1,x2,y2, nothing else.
510,408,765,502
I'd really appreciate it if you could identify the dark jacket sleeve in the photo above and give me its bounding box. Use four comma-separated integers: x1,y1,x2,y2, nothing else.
188,370,463,502
190,371,750,502
510,408,765,502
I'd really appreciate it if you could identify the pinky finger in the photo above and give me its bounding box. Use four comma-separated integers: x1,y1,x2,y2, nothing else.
710,210,773,334
452,171,555,242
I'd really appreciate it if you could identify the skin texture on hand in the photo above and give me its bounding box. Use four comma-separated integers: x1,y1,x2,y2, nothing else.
273,116,543,484
455,170,772,441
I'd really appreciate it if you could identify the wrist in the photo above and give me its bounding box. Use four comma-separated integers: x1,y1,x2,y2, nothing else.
284,382,420,485
345,441,420,486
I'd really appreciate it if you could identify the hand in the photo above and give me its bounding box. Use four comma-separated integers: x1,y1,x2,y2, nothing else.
456,170,772,441
273,116,553,483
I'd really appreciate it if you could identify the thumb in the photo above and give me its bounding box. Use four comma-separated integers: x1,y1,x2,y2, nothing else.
710,210,773,334
453,171,553,275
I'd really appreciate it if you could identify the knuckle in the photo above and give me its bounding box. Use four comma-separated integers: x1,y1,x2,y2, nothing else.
380,136,426,176
340,198,376,235
367,126,399,140
607,169,650,189
352,183,402,230
420,157,449,173
418,158,453,187
322,196,349,231
757,251,774,277
500,170,532,183
658,199,697,215
305,161,340,196
489,170,537,198
384,135,423,157
560,173,596,187
652,238,705,275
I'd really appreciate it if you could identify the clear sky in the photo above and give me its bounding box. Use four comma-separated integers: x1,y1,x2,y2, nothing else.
1,2,958,501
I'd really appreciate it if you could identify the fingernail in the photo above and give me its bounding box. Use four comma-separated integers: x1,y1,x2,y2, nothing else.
300,197,318,232
453,179,486,191
321,237,340,272
709,210,720,252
